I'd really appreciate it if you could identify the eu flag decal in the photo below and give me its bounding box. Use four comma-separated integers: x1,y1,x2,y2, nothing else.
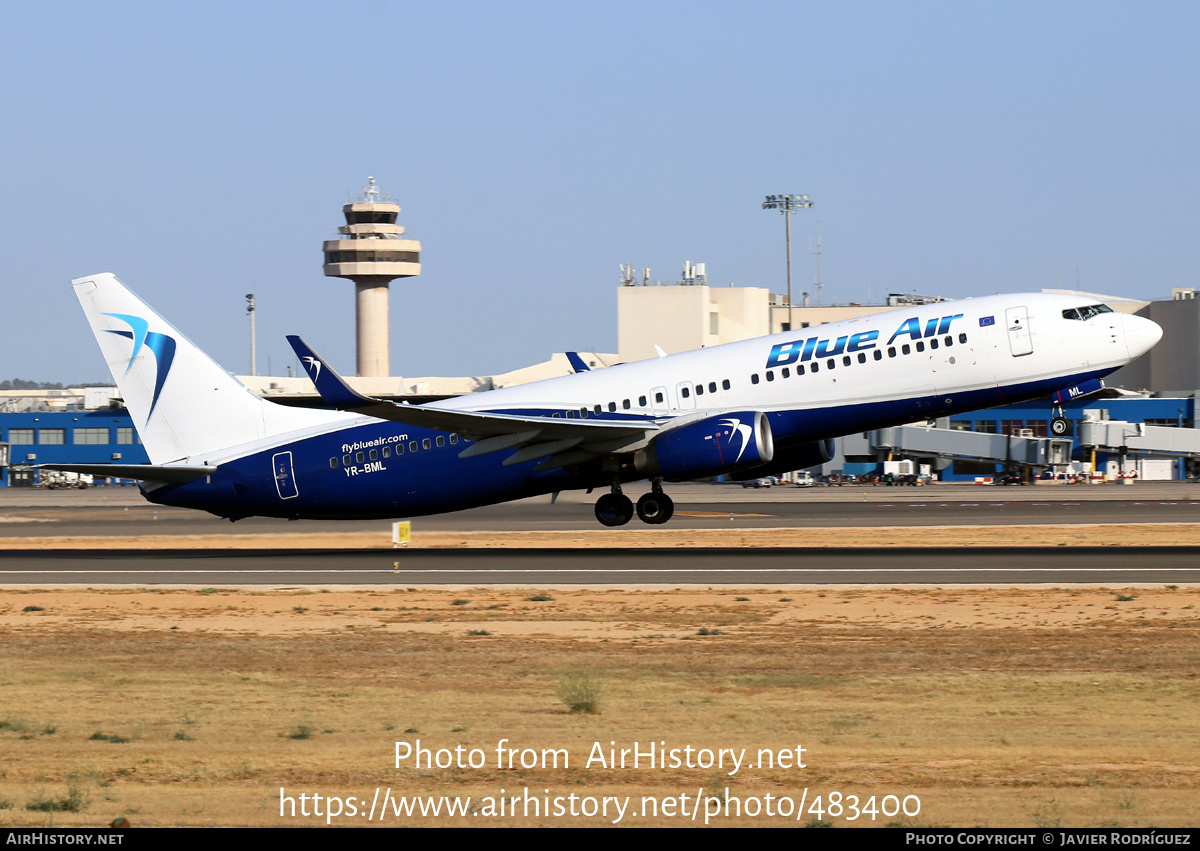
979,315,995,327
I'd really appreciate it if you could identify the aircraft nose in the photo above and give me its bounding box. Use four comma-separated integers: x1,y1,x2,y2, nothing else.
1122,313,1162,360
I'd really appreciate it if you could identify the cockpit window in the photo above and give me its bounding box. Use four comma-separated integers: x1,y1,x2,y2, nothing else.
1063,304,1113,321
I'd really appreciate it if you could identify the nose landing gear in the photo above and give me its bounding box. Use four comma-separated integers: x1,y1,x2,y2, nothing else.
1050,403,1073,437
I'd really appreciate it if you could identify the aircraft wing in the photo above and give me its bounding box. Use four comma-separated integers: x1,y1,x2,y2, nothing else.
286,337,658,464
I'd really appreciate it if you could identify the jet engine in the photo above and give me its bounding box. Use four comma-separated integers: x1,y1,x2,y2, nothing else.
730,438,835,481
641,411,774,481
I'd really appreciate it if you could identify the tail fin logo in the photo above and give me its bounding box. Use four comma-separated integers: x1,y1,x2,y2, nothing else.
103,313,177,421
302,356,322,382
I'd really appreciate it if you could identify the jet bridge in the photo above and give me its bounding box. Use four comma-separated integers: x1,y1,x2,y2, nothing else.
1077,419,1200,455
871,426,1074,467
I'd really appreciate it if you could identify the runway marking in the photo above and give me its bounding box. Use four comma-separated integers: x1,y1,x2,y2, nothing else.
869,501,1198,508
674,511,773,518
871,502,1087,508
2,568,1197,576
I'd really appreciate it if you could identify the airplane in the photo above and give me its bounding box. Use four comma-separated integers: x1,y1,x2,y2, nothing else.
46,273,1161,527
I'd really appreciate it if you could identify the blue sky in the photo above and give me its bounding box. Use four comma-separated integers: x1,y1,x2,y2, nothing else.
2,1,1197,383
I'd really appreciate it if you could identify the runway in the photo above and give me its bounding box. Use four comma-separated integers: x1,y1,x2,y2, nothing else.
1,546,1196,585
2,493,1198,539
2,484,1196,586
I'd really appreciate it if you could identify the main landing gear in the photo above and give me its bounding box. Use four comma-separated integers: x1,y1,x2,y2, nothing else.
594,479,674,527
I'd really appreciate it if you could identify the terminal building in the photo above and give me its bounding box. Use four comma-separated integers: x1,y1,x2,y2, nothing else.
3,186,1199,486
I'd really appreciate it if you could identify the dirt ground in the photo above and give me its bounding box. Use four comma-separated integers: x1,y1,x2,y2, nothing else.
3,521,1200,550
0,583,1197,828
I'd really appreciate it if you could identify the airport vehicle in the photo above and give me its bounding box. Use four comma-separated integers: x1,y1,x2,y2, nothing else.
46,274,1161,527
38,469,92,489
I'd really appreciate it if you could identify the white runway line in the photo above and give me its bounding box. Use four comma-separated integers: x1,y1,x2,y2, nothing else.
1,567,1198,576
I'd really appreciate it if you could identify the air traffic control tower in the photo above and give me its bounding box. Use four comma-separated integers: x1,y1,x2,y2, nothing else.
322,177,421,376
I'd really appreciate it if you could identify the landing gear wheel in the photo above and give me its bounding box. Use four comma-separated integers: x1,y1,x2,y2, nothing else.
1050,416,1073,437
636,491,675,525
594,493,634,527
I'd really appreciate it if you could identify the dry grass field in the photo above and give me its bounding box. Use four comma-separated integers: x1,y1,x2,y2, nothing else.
0,584,1197,827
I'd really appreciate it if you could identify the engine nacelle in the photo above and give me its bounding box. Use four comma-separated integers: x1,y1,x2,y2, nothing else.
643,411,774,481
730,438,835,481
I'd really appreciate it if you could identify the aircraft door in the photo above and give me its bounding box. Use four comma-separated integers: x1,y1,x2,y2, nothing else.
651,386,669,416
675,381,696,411
272,451,299,500
1005,306,1033,357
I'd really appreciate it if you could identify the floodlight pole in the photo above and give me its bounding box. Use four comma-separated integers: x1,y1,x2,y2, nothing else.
762,194,813,332
246,293,256,376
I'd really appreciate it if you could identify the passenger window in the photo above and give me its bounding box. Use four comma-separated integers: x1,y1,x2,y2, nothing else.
930,338,939,350
874,350,882,361
827,359,835,369
369,449,378,461
843,355,852,366
608,402,616,412
654,392,664,403
858,352,867,363
342,454,351,465
902,344,911,355
409,441,418,452
781,368,790,378
695,385,703,395
916,341,925,352
422,438,431,450
356,452,365,463
552,412,561,418
681,387,691,398
450,434,459,444
566,410,575,418
709,382,717,393
594,405,602,415
766,371,775,382
797,364,805,375
581,408,589,418
958,333,968,343
640,396,648,406
888,347,897,358
622,399,631,410
436,436,445,447
721,379,730,390
945,336,953,347
751,374,759,385
811,362,819,373
329,458,337,469
382,446,390,458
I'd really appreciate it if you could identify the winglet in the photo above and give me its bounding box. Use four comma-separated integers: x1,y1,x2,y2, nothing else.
287,336,372,409
565,352,591,373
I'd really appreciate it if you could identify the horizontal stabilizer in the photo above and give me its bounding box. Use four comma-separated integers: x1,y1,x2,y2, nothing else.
38,463,217,483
